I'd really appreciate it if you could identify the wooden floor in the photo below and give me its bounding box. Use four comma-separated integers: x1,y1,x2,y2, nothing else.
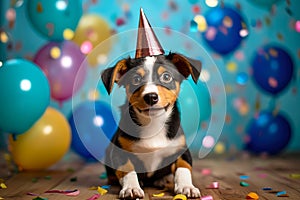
0,152,300,200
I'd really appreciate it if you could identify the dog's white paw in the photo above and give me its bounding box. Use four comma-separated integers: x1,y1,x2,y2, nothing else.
119,187,145,199
175,185,201,198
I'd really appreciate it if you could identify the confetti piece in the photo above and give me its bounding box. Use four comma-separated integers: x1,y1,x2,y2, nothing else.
45,189,79,196
44,176,51,180
99,172,107,179
258,173,267,178
70,177,77,182
201,195,213,200
101,185,111,190
289,173,300,179
33,197,48,200
97,187,108,195
152,192,165,197
65,189,80,196
246,192,259,199
240,175,249,180
262,187,272,191
173,194,187,200
87,194,101,200
32,178,39,183
240,181,249,187
0,197,3,199
63,28,74,40
27,192,39,196
201,168,211,175
0,183,7,189
207,181,219,189
276,191,287,197
50,47,61,59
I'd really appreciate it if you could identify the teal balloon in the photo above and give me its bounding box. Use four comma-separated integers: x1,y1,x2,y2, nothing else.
26,0,82,41
179,77,211,136
0,59,50,134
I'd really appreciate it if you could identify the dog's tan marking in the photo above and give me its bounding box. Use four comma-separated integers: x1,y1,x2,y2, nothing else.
171,156,192,174
137,67,146,77
118,136,134,152
115,159,135,180
157,66,166,75
156,85,179,107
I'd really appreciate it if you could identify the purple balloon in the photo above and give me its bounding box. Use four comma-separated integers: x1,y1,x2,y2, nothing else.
34,41,86,102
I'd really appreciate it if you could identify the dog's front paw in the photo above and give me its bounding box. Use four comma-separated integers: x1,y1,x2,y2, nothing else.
119,187,145,199
175,185,201,198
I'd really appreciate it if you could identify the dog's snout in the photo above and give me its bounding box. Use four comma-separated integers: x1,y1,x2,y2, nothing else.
143,93,159,106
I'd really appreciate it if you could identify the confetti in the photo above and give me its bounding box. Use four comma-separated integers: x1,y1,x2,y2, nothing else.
289,173,300,179
201,195,213,200
32,178,39,183
201,168,212,175
240,181,249,187
101,185,111,190
63,28,74,40
262,187,272,191
173,194,187,200
97,186,108,195
276,191,287,197
45,189,80,196
207,181,219,189
87,194,101,200
50,47,61,59
246,192,259,199
152,192,165,197
239,175,249,180
70,177,77,182
0,183,7,189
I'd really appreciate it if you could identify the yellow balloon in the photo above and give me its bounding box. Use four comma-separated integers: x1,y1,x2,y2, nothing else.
72,14,112,66
9,107,71,170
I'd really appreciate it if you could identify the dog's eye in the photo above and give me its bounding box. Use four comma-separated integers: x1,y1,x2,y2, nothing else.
132,74,142,85
160,72,173,83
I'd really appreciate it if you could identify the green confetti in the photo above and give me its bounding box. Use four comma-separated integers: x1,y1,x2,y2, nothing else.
44,176,51,180
31,178,38,183
289,173,300,179
240,181,249,187
99,172,107,179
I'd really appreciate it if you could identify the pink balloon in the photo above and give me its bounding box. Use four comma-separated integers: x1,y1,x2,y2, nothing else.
34,41,86,102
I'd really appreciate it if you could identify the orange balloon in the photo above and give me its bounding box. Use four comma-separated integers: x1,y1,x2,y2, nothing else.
9,107,71,170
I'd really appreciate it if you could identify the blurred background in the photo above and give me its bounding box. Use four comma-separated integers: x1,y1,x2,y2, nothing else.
0,0,299,170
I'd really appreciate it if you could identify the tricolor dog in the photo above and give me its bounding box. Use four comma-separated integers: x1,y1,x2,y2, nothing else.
101,9,202,199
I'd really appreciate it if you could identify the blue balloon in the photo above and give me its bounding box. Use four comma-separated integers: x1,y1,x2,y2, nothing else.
69,101,117,161
246,110,292,155
0,59,50,134
179,78,211,136
26,0,82,41
251,45,294,96
203,6,247,55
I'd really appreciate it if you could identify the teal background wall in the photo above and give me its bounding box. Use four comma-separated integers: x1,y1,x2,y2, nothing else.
0,0,300,154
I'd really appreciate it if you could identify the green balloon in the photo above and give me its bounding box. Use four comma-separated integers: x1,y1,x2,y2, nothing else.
0,59,50,134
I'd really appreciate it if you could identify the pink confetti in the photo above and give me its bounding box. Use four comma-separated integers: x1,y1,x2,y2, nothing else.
205,27,217,41
201,195,213,200
295,21,300,33
87,194,101,200
201,168,211,175
268,77,278,88
45,189,80,196
206,181,219,189
258,173,268,178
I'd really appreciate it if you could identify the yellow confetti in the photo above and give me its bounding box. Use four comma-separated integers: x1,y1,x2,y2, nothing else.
97,186,107,195
173,194,187,200
290,173,300,179
194,15,207,32
246,192,259,199
0,31,8,43
50,46,61,59
152,192,165,197
223,16,233,28
88,89,100,100
214,142,226,154
0,183,7,189
88,186,98,190
226,61,237,73
63,28,74,40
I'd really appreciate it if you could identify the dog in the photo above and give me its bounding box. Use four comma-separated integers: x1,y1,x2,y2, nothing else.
101,52,202,199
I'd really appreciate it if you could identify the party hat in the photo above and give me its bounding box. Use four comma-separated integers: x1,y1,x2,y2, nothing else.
135,8,165,58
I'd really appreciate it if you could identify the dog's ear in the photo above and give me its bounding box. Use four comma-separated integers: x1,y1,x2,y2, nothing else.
167,53,202,83
101,59,128,94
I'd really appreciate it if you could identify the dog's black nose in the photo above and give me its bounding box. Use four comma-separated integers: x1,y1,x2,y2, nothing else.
143,93,159,106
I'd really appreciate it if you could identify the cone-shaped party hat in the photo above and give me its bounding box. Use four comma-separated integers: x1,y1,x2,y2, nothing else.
135,8,165,58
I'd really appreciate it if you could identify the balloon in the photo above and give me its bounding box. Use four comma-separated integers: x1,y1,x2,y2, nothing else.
246,110,292,155
33,41,87,103
0,59,50,134
203,6,248,55
179,77,211,136
248,0,282,8
9,107,71,170
26,0,82,41
251,44,294,96
69,101,117,161
72,14,112,66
